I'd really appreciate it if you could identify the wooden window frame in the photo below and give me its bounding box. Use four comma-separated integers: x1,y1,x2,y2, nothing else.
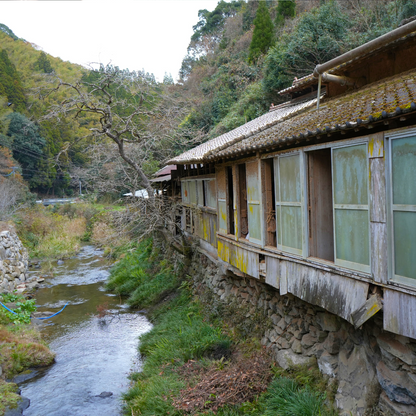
386,128,416,288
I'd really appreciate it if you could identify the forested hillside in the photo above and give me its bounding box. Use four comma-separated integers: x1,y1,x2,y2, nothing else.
179,0,416,139
0,24,86,195
0,0,415,199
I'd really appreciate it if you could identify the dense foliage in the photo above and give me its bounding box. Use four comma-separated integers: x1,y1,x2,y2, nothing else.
1,1,416,198
179,0,416,138
248,1,274,63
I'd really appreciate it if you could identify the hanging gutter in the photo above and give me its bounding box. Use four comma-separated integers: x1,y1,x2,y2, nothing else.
313,20,416,77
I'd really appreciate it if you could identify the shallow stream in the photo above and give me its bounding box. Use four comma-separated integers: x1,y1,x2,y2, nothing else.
19,245,152,416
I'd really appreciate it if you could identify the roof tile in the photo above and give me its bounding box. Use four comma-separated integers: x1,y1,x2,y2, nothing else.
213,69,416,159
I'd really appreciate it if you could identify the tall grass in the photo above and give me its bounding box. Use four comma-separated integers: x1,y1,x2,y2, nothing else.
15,205,87,259
107,238,337,416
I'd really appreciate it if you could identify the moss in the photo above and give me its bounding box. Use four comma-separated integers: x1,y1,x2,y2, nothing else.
0,380,21,415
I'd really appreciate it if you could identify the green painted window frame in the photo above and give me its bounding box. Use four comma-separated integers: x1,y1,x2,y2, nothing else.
331,142,371,273
274,152,304,256
386,131,416,287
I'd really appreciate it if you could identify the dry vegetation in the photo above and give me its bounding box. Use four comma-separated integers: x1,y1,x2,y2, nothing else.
173,348,272,414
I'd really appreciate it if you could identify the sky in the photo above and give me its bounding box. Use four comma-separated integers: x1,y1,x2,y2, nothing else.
0,0,221,82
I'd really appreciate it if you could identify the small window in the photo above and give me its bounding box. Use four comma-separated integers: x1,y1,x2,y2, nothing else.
217,167,227,234
181,181,189,204
332,143,370,272
246,160,262,244
308,149,334,262
189,180,197,204
227,166,235,235
197,180,204,206
264,159,276,246
274,153,303,255
389,135,416,283
204,179,217,209
238,164,248,238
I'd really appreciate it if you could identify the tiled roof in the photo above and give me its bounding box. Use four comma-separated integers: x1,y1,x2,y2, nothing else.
279,31,416,96
279,74,315,95
168,98,318,164
211,69,416,160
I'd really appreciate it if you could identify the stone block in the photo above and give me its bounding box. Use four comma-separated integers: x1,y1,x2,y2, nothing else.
291,338,302,354
301,333,317,348
270,314,280,325
275,349,316,370
376,361,416,405
378,391,416,416
336,345,380,416
277,338,290,349
316,312,340,332
318,351,338,378
323,332,341,355
378,333,416,366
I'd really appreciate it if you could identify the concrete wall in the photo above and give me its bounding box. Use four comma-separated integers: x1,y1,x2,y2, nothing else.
189,250,416,416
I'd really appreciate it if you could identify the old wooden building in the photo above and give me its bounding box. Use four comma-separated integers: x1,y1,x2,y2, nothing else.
168,21,416,341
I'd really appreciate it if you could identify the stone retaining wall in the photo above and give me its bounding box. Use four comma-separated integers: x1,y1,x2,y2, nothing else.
189,251,416,416
0,230,29,293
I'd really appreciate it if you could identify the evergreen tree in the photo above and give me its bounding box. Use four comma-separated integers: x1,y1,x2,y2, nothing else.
0,50,26,112
34,51,53,74
248,1,274,63
6,112,46,188
275,0,296,27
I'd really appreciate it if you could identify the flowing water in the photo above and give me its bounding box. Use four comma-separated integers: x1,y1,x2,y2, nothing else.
19,245,152,416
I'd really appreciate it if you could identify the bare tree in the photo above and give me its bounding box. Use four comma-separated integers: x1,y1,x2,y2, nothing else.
0,177,30,221
41,65,195,249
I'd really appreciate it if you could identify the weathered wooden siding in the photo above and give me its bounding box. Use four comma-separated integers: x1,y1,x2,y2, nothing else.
195,210,217,248
384,289,416,339
282,258,369,322
265,256,280,289
368,133,388,284
217,237,259,279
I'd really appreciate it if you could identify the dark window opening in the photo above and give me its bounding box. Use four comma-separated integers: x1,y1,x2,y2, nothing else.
238,163,248,238
308,148,334,261
227,166,235,235
202,180,206,206
264,159,276,246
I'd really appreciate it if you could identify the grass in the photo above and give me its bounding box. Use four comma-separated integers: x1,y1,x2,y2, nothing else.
14,202,134,261
0,379,21,415
106,238,337,416
0,295,55,413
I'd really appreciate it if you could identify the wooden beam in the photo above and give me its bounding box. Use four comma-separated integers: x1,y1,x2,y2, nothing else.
351,294,383,328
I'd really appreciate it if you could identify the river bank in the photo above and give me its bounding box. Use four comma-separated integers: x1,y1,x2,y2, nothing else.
0,202,134,415
107,237,338,416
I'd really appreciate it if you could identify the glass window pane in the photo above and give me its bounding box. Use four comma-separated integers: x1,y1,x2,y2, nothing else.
197,181,204,206
280,154,301,203
218,200,227,233
246,163,260,201
274,158,280,202
205,180,217,209
248,204,261,241
281,205,302,250
276,205,281,246
333,144,368,205
182,181,189,203
392,136,416,205
335,209,369,265
189,180,197,204
394,211,416,280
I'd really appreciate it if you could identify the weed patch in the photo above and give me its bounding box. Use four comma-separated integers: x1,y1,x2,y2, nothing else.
107,239,336,416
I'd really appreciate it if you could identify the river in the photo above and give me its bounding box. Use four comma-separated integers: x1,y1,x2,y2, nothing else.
18,245,152,416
